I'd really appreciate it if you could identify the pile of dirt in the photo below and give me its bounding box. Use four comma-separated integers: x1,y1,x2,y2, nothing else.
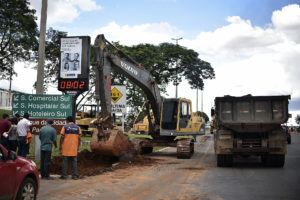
50,149,159,177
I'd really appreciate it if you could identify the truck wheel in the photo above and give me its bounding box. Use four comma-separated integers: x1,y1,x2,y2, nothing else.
16,177,37,200
263,155,285,167
217,154,233,167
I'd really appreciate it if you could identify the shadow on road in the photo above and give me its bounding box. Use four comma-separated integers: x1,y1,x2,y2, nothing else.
231,156,283,169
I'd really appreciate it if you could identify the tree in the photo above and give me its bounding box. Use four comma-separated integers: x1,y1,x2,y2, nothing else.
44,28,67,84
108,43,215,125
296,114,300,125
196,111,209,123
0,0,38,79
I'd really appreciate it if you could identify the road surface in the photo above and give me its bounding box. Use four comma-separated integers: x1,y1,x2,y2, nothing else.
38,133,300,200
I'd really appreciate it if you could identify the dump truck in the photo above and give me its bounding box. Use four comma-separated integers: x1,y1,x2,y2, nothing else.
90,34,205,158
212,95,290,167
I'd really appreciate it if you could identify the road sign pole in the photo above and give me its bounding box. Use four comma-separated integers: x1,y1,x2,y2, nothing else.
122,113,124,132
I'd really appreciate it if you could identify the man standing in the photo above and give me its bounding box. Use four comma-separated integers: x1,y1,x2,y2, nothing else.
0,113,12,149
17,113,32,157
8,117,18,152
39,119,57,180
60,116,81,180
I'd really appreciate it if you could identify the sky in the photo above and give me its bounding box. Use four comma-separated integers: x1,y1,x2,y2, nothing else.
1,0,300,124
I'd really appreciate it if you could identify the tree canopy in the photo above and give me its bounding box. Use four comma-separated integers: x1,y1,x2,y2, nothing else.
0,0,38,79
196,111,209,123
107,42,215,125
115,43,215,91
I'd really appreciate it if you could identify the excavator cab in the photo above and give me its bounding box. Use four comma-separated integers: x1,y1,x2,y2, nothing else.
161,98,193,134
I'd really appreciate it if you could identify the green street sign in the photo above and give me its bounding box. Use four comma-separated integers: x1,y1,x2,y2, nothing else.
12,94,72,119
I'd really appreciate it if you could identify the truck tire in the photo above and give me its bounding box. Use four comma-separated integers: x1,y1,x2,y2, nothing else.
217,154,233,167
262,155,285,167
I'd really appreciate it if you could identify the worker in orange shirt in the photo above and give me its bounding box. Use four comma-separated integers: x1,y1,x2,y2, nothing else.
59,116,81,180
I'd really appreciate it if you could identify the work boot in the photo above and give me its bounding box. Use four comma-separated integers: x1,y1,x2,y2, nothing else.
60,176,67,180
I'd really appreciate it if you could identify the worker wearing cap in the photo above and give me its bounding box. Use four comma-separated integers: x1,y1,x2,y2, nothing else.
39,119,57,180
59,116,81,180
17,113,32,157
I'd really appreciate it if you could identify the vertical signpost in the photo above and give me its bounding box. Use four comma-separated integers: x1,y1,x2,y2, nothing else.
58,36,91,120
111,85,127,131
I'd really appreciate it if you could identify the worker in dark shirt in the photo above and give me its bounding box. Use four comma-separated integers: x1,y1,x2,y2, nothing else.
39,119,57,180
0,113,12,149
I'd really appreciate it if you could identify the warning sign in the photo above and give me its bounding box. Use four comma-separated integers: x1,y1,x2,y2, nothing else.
111,85,126,113
111,87,123,103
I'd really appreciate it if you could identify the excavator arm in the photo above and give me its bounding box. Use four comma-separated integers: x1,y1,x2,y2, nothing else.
94,34,162,133
91,34,162,156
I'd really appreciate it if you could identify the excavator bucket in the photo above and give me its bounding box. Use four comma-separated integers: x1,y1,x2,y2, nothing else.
91,128,132,157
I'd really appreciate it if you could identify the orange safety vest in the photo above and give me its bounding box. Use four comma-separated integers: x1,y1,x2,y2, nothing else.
26,132,32,144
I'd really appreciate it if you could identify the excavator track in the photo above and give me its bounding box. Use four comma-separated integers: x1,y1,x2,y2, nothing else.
176,139,194,159
131,138,153,155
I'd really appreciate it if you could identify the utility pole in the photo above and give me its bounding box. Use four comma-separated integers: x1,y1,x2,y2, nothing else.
8,65,13,107
35,0,48,160
36,0,48,94
172,37,182,98
196,89,198,112
201,90,203,112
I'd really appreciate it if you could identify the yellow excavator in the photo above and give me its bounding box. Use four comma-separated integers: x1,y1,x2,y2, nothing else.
133,101,206,136
76,105,98,136
91,34,205,158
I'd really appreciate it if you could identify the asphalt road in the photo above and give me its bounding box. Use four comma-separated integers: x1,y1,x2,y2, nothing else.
37,133,300,200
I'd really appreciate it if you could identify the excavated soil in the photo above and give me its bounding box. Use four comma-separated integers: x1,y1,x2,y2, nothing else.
50,149,159,177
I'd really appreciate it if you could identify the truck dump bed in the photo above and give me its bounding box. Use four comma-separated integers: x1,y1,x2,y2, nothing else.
215,95,290,132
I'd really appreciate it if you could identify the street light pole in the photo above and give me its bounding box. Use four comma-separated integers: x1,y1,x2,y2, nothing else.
172,37,182,98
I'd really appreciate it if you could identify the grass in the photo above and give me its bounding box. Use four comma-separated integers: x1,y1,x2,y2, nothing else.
0,109,12,119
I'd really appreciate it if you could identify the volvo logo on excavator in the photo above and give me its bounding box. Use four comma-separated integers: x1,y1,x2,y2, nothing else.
121,61,138,76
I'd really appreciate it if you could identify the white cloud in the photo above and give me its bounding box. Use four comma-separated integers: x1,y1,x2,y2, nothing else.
178,5,300,107
272,4,300,43
29,0,102,24
184,16,284,58
91,21,183,45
